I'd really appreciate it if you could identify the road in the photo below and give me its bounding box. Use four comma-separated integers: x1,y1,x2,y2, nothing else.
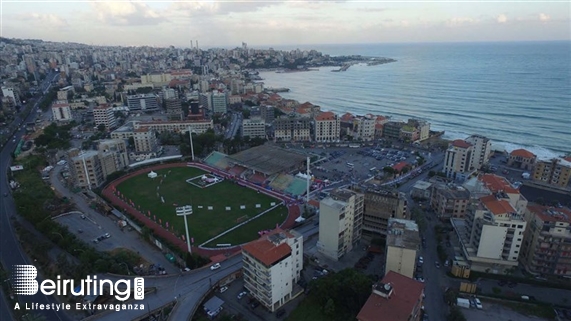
0,72,73,321
94,255,243,321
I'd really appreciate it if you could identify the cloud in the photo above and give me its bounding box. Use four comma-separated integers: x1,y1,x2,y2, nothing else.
167,1,283,17
90,2,167,26
539,13,550,22
446,17,477,26
497,14,508,23
19,13,69,29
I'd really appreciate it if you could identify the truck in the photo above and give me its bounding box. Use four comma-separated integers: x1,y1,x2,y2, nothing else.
457,298,471,309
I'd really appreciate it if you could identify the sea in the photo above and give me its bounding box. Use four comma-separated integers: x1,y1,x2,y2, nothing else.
256,41,571,158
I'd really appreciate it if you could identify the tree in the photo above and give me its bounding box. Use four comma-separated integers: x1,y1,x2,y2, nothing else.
324,298,335,316
97,124,106,132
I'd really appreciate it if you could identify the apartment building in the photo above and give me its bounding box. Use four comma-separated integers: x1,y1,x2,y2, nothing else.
357,271,424,321
443,139,474,181
260,105,275,124
51,102,73,122
508,149,537,171
126,94,159,111
134,119,214,134
430,182,471,219
165,98,183,121
242,229,304,312
385,219,420,279
199,92,211,110
347,115,376,141
382,121,404,140
211,91,228,114
242,117,266,139
314,111,340,143
97,139,128,178
532,158,571,188
407,119,430,142
399,124,419,142
453,192,527,273
69,150,105,189
1,86,20,104
465,134,492,171
352,185,408,238
93,104,117,130
133,127,158,153
521,204,571,278
317,189,364,261
479,174,529,214
273,116,311,142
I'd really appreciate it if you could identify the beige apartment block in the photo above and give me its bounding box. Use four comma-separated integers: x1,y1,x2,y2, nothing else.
385,219,420,279
317,189,364,261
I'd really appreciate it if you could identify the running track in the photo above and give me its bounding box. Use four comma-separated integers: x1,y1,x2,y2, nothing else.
101,162,301,258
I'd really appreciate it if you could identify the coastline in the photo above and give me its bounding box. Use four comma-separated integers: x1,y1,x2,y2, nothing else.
257,67,569,159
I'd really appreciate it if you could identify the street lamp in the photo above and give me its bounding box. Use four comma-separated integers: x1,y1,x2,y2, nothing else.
188,127,195,162
176,205,193,254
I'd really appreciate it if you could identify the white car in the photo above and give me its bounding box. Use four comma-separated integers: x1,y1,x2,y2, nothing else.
220,286,228,293
418,256,424,264
474,298,483,309
210,263,221,270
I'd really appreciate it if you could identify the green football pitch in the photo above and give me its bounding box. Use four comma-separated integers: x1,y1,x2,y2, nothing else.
116,167,288,246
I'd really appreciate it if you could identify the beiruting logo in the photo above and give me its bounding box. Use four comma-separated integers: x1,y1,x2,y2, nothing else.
12,265,146,312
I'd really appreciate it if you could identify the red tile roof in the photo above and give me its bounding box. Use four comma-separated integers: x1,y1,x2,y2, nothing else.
479,174,519,194
564,156,571,163
393,161,409,172
242,230,293,266
357,271,424,321
451,139,472,149
480,195,516,215
510,149,536,159
527,204,571,223
315,111,337,121
340,112,354,122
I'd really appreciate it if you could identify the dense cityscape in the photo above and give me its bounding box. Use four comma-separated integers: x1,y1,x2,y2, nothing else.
1,34,570,321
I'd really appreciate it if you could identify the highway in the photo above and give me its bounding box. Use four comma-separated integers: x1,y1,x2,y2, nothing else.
0,72,73,321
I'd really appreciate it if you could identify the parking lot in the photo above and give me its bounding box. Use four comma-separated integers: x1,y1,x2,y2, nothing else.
298,145,434,188
54,212,115,250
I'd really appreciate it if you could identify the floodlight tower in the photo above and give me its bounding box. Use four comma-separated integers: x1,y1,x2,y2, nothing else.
176,205,193,254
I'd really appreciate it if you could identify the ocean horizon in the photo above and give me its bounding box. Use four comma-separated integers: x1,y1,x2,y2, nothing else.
256,41,571,159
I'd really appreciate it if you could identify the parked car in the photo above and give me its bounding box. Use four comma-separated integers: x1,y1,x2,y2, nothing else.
474,298,483,309
435,261,440,269
104,233,111,238
210,263,221,270
220,286,228,293
418,256,424,264
237,291,247,300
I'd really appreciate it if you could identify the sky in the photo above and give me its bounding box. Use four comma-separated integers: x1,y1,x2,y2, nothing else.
1,1,570,48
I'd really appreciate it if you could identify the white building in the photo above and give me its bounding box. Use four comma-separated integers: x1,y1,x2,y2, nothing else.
242,117,266,139
93,104,117,130
126,94,159,111
51,103,73,122
2,86,20,104
452,174,528,273
317,189,364,261
465,134,492,171
242,229,304,312
443,139,474,181
211,91,228,114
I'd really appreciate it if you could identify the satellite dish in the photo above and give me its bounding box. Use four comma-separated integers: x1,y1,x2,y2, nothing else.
384,284,391,291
